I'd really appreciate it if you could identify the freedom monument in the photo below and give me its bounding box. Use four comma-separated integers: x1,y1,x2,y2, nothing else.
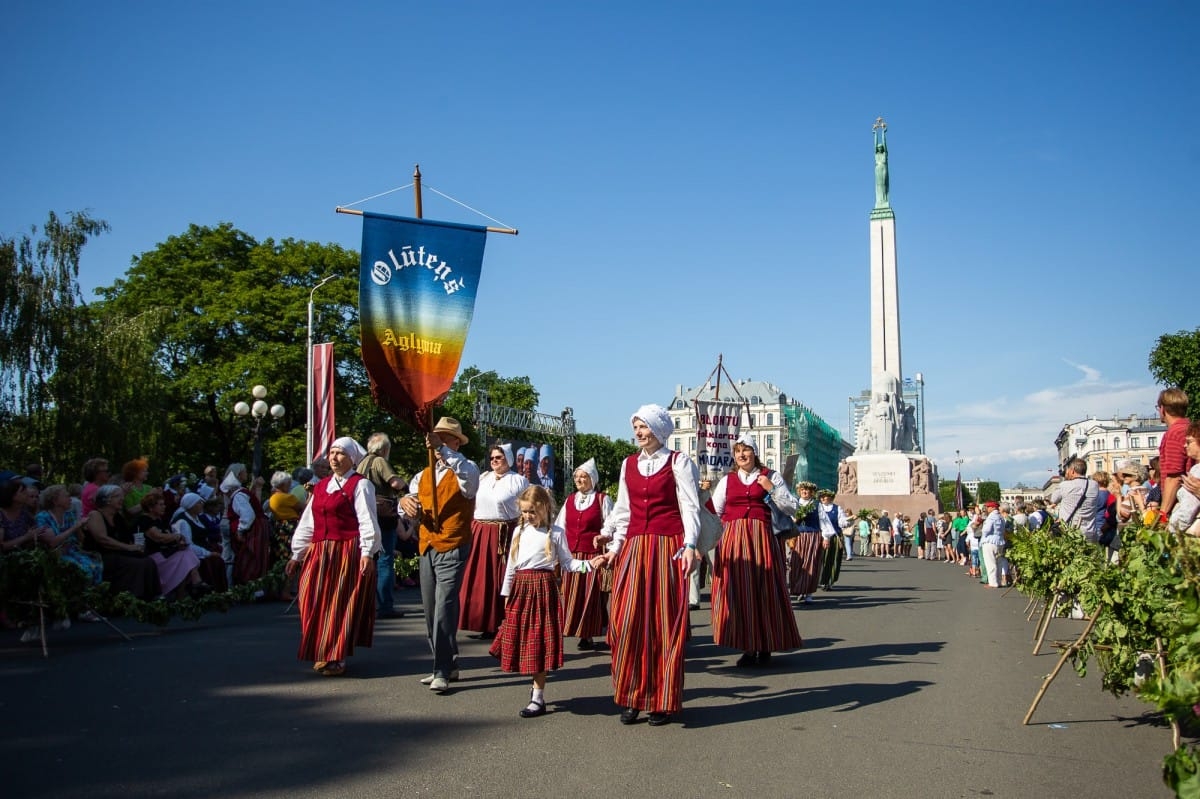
836,119,939,519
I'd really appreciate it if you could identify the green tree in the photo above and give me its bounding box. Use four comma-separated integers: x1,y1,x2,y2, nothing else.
0,211,109,472
1149,327,1200,408
95,223,361,477
938,479,974,511
976,481,1001,503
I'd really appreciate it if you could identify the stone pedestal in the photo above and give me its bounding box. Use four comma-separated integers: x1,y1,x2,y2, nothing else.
834,453,939,520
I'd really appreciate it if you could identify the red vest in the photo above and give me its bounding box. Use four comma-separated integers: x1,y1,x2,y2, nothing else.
720,470,773,525
623,451,684,538
310,472,365,543
226,487,265,533
564,492,606,553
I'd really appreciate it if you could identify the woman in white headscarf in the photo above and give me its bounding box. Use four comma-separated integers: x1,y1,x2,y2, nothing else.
220,463,270,586
286,437,382,677
553,457,613,650
601,404,702,727
460,442,529,639
171,492,229,592
708,434,802,668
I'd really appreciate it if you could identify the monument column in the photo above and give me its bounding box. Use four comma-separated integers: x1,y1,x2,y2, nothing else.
869,116,901,383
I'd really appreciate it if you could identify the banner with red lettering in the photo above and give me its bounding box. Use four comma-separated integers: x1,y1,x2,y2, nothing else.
310,342,336,463
695,400,743,476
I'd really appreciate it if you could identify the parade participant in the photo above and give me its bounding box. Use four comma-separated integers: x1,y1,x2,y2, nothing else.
400,417,480,693
553,458,613,650
816,488,850,591
600,404,701,727
461,443,528,638
287,437,381,677
536,444,556,490
489,486,601,717
707,435,801,668
786,481,822,602
356,433,407,619
220,464,270,586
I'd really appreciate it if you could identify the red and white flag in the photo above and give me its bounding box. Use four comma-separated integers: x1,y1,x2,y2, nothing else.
310,342,336,464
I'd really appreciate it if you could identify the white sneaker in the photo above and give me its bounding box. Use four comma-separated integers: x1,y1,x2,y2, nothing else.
419,669,460,685
429,676,449,692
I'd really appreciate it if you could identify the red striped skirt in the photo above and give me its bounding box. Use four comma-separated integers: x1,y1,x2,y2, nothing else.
489,569,563,674
562,550,609,638
296,538,376,663
459,519,513,634
787,532,822,596
606,535,688,714
712,519,802,652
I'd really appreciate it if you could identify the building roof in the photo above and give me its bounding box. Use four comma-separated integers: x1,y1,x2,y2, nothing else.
671,380,787,409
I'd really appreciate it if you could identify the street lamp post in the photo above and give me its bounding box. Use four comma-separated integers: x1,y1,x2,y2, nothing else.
307,275,340,465
235,384,285,478
954,449,964,512
465,369,496,396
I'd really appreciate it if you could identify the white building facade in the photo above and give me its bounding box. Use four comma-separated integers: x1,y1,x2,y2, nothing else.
1054,412,1165,476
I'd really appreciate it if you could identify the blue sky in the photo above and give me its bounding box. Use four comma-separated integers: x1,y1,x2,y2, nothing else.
3,1,1194,487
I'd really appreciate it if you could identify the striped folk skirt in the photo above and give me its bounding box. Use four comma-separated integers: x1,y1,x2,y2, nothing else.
606,534,688,714
296,538,377,663
562,551,609,639
459,519,513,635
787,532,822,597
712,519,801,652
489,569,563,675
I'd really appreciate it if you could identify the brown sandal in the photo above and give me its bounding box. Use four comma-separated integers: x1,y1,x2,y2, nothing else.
318,661,346,677
313,661,328,672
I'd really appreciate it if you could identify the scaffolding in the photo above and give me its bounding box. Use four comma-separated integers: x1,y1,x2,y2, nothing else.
782,405,844,492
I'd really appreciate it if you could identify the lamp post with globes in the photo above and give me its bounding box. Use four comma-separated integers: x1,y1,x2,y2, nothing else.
234,385,285,478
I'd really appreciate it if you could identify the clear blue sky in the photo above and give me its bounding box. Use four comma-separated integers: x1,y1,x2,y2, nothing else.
3,1,1194,487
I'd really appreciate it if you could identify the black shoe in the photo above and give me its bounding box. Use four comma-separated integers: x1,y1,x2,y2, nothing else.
688,603,700,611
471,631,495,640
619,707,640,725
647,712,671,726
519,700,546,718
377,609,405,619
577,638,594,650
757,651,773,667
736,652,757,668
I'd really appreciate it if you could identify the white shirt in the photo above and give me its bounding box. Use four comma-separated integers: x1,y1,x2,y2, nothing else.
817,502,851,539
228,489,256,533
474,471,529,520
709,468,798,518
605,447,701,554
291,473,382,560
172,511,216,559
552,490,614,530
407,444,480,500
500,523,591,596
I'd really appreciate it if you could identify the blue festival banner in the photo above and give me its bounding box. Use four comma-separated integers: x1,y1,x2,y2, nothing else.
359,211,488,430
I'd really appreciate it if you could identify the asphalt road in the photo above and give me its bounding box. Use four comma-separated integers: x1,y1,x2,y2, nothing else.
1,553,1177,798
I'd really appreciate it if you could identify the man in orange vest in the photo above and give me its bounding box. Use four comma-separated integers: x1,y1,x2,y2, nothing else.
400,417,480,693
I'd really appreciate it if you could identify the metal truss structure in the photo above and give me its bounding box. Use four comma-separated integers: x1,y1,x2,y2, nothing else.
473,389,576,479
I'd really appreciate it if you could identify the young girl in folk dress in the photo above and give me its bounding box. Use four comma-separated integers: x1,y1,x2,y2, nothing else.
489,486,603,718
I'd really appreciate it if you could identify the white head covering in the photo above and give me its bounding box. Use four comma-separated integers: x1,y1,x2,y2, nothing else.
498,443,514,468
180,492,204,513
630,404,673,448
220,466,245,494
574,458,599,492
329,436,367,466
735,432,757,455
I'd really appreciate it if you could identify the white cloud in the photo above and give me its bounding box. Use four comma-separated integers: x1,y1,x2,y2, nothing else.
925,363,1158,486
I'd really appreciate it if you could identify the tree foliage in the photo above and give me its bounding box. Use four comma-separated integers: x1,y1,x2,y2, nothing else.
938,479,973,511
1149,327,1200,409
975,481,1001,503
0,211,110,469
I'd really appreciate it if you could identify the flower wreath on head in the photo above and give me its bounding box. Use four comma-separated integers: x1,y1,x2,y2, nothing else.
794,481,819,520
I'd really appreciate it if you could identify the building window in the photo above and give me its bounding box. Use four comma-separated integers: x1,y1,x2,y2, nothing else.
1149,436,1157,448
748,413,756,426
1131,437,1139,449
674,417,680,430
689,436,696,452
767,413,774,426
1113,437,1120,449
766,458,775,469
1095,459,1103,471
674,438,680,451
766,434,775,448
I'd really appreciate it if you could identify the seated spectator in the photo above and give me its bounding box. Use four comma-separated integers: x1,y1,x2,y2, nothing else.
80,457,110,516
136,489,209,598
121,458,152,518
170,493,228,592
83,484,161,600
162,474,186,519
35,484,103,585
1,477,47,552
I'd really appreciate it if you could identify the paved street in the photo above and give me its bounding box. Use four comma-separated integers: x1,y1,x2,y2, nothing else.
1,553,1175,798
